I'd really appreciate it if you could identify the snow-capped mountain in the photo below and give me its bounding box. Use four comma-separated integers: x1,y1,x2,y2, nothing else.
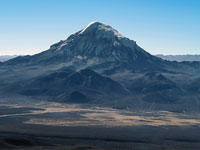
6,22,163,70
48,21,149,61
1,22,200,112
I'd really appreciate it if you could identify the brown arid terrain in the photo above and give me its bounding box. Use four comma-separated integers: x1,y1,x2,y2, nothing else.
0,100,200,150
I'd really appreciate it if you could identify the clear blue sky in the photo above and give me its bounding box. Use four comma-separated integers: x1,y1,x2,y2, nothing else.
0,0,200,55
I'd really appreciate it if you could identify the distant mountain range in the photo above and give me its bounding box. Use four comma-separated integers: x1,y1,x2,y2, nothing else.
1,21,200,112
156,54,200,62
0,55,18,62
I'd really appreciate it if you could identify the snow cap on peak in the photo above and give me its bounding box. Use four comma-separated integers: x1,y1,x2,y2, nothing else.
80,21,105,33
80,21,124,39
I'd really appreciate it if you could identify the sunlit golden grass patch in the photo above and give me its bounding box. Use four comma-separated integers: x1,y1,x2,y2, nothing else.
1,102,200,127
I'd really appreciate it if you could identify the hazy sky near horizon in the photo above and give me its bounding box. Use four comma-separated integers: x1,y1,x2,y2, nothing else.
0,0,200,55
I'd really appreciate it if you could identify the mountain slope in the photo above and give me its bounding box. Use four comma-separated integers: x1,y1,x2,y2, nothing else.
128,72,183,103
20,67,127,103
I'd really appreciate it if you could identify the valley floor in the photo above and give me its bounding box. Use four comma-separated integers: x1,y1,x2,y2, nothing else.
0,100,200,150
